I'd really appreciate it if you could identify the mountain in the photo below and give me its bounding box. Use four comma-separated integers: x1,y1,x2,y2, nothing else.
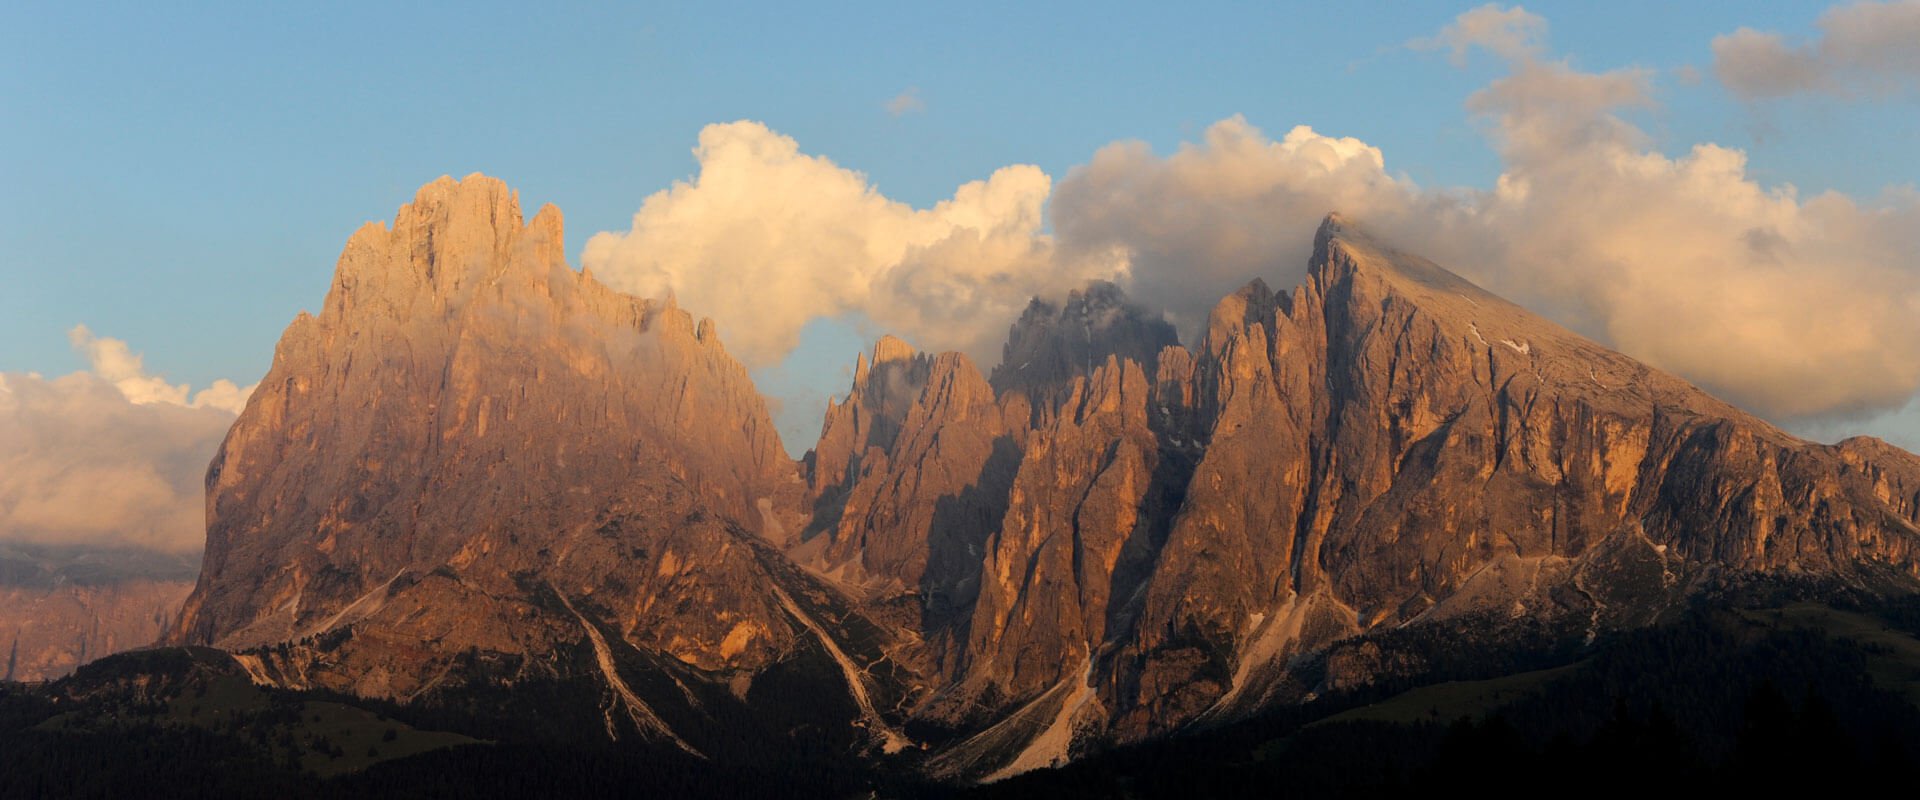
0,545,195,681
799,212,1920,776
164,177,1920,784
168,177,933,761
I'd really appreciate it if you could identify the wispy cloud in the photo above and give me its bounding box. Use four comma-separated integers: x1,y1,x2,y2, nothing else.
1713,0,1920,100
885,86,925,117
1406,2,1546,65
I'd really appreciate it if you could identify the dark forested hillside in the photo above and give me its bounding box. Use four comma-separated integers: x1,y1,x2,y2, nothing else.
971,593,1920,798
7,591,1920,798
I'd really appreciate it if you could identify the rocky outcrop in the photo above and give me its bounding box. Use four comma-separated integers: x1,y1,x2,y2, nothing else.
806,335,932,503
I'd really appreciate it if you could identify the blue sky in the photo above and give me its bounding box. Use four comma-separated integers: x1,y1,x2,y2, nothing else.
4,1,1917,452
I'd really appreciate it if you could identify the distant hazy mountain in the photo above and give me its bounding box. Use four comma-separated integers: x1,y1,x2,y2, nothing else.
0,544,194,681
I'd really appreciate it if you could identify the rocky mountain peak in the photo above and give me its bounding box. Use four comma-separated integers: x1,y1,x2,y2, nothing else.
872,334,918,365
851,334,919,386
175,175,798,682
808,336,937,499
990,280,1179,421
324,175,561,320
1202,277,1278,357
1307,212,1759,430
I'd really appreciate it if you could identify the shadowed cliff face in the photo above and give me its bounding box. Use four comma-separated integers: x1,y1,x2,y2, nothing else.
173,177,1920,778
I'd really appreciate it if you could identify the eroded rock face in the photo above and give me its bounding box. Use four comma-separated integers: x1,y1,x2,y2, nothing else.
805,215,1920,773
962,357,1159,706
174,178,1920,776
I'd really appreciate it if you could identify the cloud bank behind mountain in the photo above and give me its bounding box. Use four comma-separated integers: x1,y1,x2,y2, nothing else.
583,5,1920,434
0,331,251,555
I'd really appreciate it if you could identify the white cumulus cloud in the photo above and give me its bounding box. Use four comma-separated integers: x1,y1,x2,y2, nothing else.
581,120,1123,368
0,329,254,554
1433,6,1920,420
0,371,234,554
1053,116,1445,340
67,325,256,414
